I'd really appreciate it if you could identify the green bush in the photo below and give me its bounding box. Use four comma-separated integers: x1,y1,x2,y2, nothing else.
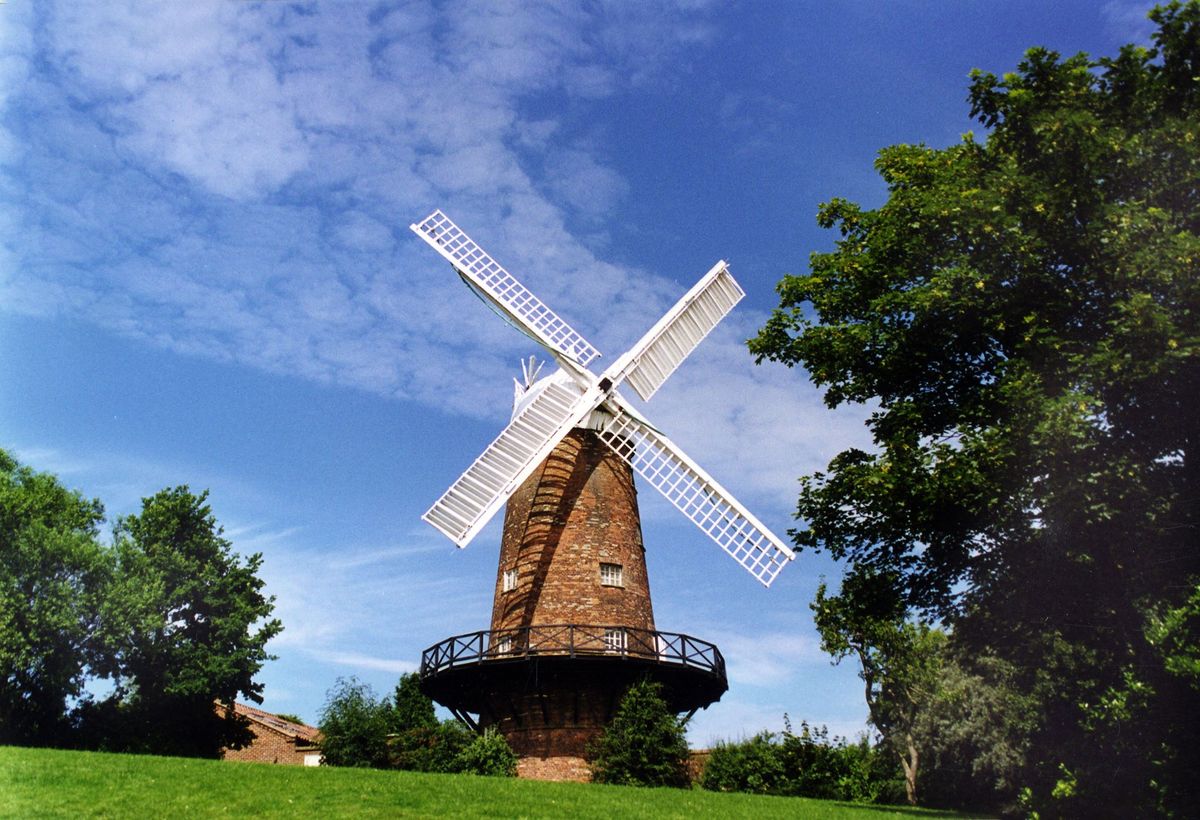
589,679,690,788
393,673,437,731
317,678,394,768
701,720,897,803
390,721,474,773
320,672,481,774
454,728,517,776
778,720,882,802
701,732,785,794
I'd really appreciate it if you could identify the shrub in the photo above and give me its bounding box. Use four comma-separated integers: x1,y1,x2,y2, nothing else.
390,720,474,773
454,728,517,776
393,673,437,731
701,719,897,803
778,719,882,802
589,679,690,788
318,678,393,768
700,732,785,794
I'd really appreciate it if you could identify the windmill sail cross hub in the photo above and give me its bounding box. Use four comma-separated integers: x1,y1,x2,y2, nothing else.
410,209,794,587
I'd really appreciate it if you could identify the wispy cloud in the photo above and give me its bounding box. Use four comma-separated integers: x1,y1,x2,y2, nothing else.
306,649,418,676
3,1,722,418
702,628,825,688
3,1,870,524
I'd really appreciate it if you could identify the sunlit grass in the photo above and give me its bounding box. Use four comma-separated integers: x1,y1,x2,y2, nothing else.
0,745,979,819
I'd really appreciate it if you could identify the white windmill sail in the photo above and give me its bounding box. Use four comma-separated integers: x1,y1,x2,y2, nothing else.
410,210,601,369
423,378,600,547
412,208,795,587
609,261,744,402
597,397,795,587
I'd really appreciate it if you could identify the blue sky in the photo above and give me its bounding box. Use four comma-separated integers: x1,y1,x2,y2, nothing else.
1,1,1157,744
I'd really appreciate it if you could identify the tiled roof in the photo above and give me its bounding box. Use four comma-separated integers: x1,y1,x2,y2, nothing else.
231,701,321,744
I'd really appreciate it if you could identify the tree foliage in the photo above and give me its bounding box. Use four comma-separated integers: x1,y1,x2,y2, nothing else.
700,731,785,794
699,721,894,803
0,450,281,757
0,450,108,746
393,671,437,731
454,727,518,777
318,677,395,768
913,653,1038,814
317,673,514,776
811,570,945,805
387,672,477,773
589,679,690,788
751,3,1200,814
89,487,281,757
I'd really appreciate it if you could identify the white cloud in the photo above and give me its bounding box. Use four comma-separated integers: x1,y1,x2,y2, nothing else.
708,628,825,688
544,147,630,222
51,3,311,199
306,649,418,676
6,0,722,416
3,0,853,552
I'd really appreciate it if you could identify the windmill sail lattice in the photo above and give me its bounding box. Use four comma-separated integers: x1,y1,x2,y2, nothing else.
411,210,601,369
410,209,795,587
423,378,597,547
598,399,792,587
615,261,744,402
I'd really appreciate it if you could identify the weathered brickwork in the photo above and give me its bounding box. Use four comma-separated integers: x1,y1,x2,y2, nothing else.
475,665,624,774
423,428,724,783
474,431,662,780
220,702,321,766
687,749,711,783
490,430,655,633
517,753,591,781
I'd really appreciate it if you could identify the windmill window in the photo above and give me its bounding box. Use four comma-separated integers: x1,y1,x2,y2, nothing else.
599,562,624,587
603,628,627,653
502,568,518,592
496,636,512,655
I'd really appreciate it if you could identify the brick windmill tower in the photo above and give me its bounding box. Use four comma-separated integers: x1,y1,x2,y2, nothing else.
410,210,794,780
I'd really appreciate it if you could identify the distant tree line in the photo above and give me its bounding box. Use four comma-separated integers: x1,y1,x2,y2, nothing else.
0,449,281,756
750,3,1200,815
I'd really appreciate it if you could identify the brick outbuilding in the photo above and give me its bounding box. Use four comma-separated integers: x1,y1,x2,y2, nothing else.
221,702,323,766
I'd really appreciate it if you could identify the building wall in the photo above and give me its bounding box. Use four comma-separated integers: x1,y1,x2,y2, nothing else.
490,430,655,634
480,431,661,780
476,668,617,782
222,722,319,765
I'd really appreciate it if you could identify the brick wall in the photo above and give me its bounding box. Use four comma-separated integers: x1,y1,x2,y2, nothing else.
222,722,319,765
478,431,664,780
687,749,711,783
491,430,655,633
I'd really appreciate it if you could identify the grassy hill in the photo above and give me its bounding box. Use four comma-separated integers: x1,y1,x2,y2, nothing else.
0,746,980,819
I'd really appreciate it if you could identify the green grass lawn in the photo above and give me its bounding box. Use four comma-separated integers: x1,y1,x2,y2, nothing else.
0,746,983,819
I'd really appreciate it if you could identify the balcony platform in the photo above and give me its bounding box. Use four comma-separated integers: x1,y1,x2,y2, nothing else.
419,624,728,727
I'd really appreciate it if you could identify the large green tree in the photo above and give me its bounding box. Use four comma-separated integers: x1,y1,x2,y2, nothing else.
751,3,1199,814
93,486,282,756
0,450,108,746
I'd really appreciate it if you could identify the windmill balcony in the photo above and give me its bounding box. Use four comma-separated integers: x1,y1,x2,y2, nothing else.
419,624,728,728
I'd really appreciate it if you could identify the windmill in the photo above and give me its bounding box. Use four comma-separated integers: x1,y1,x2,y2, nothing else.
411,209,794,780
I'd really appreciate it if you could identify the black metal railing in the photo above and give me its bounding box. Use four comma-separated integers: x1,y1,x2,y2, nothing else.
420,624,725,679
